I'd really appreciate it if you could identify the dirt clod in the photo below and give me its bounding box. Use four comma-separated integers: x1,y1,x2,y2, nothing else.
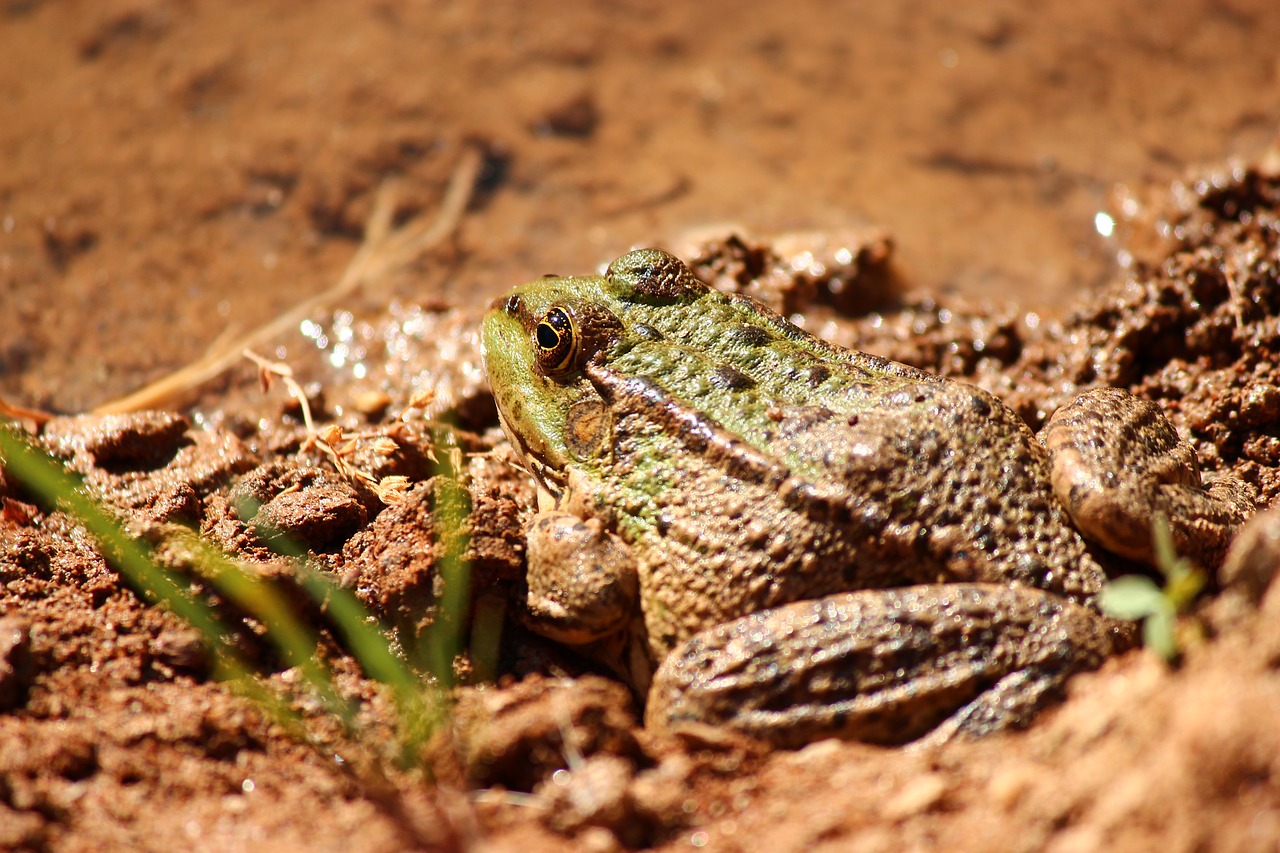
453,674,643,793
0,619,33,712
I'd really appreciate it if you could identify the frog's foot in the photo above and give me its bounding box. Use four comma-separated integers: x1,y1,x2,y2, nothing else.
523,511,638,646
645,584,1127,748
1041,387,1256,568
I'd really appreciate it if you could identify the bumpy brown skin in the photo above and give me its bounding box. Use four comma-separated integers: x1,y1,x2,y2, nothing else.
646,584,1118,747
596,368,1108,667
483,249,1251,746
523,510,638,645
1042,387,1256,568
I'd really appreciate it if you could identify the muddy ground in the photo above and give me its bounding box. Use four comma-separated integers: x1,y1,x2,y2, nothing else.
4,1,1280,851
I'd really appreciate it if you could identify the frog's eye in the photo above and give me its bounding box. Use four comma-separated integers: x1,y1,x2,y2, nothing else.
533,306,580,374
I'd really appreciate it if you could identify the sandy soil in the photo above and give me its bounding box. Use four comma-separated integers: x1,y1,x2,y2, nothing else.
3,1,1280,851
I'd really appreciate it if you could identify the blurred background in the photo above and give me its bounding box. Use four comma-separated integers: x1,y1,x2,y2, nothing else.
1,0,1277,410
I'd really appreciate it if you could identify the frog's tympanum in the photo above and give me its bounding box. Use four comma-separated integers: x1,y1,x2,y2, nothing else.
481,249,1255,747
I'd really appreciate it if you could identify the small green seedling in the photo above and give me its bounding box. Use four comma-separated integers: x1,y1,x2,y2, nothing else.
1098,513,1206,662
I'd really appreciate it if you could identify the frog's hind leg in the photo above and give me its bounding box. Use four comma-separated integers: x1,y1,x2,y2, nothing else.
1042,387,1256,569
645,584,1129,748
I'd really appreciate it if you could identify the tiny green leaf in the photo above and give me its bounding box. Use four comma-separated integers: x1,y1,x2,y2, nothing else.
1098,575,1167,620
1097,512,1209,664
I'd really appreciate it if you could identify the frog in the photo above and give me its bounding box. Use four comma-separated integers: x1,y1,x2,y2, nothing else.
480,248,1256,747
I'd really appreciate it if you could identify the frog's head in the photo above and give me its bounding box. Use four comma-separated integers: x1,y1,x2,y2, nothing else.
481,249,707,497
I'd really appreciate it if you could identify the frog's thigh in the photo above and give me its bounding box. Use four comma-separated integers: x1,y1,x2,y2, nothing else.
645,584,1123,748
524,511,638,645
1041,387,1256,566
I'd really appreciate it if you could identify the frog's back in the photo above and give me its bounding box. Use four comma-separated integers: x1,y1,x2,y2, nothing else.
583,251,1105,657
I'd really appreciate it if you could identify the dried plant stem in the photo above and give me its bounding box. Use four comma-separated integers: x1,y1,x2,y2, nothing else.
0,397,56,428
243,350,317,432
92,147,482,415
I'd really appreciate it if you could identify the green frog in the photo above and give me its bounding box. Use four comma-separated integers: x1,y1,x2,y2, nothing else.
480,248,1254,747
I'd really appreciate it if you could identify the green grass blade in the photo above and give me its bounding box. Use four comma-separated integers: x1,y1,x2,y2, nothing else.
1,425,243,676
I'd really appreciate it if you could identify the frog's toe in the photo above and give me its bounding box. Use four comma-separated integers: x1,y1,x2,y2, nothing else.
645,584,1125,748
911,668,1063,748
1042,388,1256,567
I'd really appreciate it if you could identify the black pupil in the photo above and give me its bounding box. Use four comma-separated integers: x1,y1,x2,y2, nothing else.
536,322,560,350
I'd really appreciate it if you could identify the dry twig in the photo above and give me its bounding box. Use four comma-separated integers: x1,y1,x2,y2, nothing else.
245,348,414,504
93,147,482,415
0,397,56,428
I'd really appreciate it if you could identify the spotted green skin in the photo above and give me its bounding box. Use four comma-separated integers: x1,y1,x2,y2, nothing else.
482,248,1126,745
482,248,1102,590
483,253,945,542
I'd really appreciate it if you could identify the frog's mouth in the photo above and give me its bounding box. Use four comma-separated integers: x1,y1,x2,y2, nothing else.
493,402,567,508
523,456,567,511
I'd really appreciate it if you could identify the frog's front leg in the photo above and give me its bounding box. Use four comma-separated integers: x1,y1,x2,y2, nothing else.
1042,387,1256,568
523,511,638,646
645,584,1127,748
